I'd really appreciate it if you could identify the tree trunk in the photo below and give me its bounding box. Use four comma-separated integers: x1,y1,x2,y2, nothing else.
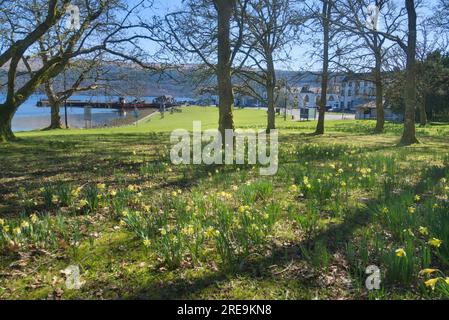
216,0,235,139
267,82,276,131
266,56,276,132
419,99,427,126
44,80,63,130
48,101,63,130
0,104,16,143
315,0,331,135
400,0,419,145
374,80,384,133
374,44,384,133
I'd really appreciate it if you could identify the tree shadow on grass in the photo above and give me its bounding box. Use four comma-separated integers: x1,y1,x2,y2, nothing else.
124,163,449,299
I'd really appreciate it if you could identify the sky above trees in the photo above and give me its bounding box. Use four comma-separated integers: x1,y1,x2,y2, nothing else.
130,0,440,70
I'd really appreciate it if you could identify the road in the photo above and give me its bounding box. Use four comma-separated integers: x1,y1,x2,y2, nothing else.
248,107,355,121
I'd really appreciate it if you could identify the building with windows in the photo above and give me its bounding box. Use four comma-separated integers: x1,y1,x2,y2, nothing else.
195,72,377,112
340,75,376,110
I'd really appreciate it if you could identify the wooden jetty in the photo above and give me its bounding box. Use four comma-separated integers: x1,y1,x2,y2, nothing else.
36,96,178,110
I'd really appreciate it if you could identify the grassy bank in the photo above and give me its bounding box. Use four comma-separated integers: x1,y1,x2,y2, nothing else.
1,106,449,299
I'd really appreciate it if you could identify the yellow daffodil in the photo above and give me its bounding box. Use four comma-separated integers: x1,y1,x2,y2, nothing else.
414,195,421,202
79,199,88,207
181,225,195,236
119,220,126,227
381,207,389,214
0,218,4,226
20,221,29,229
203,226,219,238
30,214,39,224
110,190,117,197
94,184,107,195
121,210,129,217
159,228,167,236
71,187,82,198
445,278,449,285
424,278,440,290
418,226,429,236
419,268,440,276
395,248,406,257
143,238,151,247
171,191,177,197
288,184,298,193
428,238,442,248
13,227,21,235
408,206,416,214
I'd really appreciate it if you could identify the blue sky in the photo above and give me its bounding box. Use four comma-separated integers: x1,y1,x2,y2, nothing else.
131,0,441,71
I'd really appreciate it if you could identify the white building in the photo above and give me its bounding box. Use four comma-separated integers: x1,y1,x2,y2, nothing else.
340,75,376,110
355,101,403,121
290,86,340,110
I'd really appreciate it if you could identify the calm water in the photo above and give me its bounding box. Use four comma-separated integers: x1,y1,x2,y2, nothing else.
4,94,161,132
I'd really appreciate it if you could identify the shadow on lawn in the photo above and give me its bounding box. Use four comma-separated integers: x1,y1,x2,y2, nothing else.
125,163,449,300
0,132,233,216
0,133,168,213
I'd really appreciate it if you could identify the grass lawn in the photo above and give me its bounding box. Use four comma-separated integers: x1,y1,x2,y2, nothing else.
1,106,449,299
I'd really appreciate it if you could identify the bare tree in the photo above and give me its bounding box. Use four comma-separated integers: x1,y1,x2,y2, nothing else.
237,0,303,132
27,1,106,130
0,0,70,141
158,0,250,139
38,59,103,130
216,0,237,136
401,0,419,144
0,0,158,142
333,0,406,133
433,0,449,30
337,0,422,145
315,0,333,135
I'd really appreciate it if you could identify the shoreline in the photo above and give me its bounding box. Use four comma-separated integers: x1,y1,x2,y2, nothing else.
12,108,159,133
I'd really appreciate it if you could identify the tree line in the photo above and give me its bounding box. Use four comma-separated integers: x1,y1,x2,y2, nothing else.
1,0,449,145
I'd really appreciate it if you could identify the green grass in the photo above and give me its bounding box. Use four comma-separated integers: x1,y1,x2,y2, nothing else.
1,106,449,300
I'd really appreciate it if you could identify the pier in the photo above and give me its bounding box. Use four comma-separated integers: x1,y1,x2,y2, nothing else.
36,96,178,110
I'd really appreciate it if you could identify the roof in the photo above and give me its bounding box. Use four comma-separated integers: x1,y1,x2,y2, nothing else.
342,73,375,82
356,100,387,110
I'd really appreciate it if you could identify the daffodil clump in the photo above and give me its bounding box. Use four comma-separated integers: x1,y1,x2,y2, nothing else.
420,269,449,296
0,212,71,250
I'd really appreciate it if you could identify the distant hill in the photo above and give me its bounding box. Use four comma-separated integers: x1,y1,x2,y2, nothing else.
0,59,339,98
